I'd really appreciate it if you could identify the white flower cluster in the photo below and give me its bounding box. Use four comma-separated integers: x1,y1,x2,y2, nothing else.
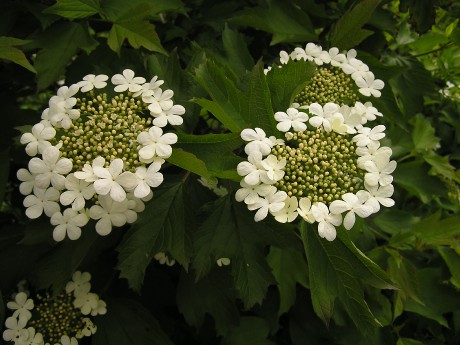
237,45,395,241
17,69,185,241
2,272,105,345
265,42,385,98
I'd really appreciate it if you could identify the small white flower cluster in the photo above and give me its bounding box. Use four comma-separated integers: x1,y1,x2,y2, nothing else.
265,42,385,98
17,69,185,241
2,272,105,345
237,46,395,241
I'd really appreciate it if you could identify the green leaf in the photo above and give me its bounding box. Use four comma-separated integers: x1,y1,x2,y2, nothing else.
222,24,255,76
301,223,383,331
266,59,316,112
372,208,420,235
106,3,166,54
423,151,458,182
222,317,275,345
176,270,239,335
195,59,247,133
167,148,214,181
44,0,101,19
34,22,98,89
232,0,316,45
329,0,381,50
393,160,447,203
117,182,191,291
411,213,460,247
404,268,460,327
0,36,36,73
267,246,308,316
400,0,435,34
438,247,460,289
93,298,173,345
193,196,275,308
243,61,277,136
411,114,439,152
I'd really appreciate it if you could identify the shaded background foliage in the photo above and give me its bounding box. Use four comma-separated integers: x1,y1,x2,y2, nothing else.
1,0,460,344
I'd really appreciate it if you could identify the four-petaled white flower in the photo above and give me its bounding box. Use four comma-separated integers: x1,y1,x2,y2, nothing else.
74,292,99,315
66,271,91,295
7,292,34,321
151,104,185,127
48,84,80,129
241,128,273,155
261,154,286,182
51,208,89,241
275,108,309,132
311,202,342,241
133,163,164,198
364,156,397,187
329,193,374,230
91,299,107,316
308,102,341,132
358,183,395,213
111,69,146,93
237,151,270,186
235,181,276,205
28,146,72,190
354,71,384,97
356,141,392,169
93,159,137,202
272,196,299,223
60,174,95,211
248,190,287,222
78,74,109,92
24,327,44,345
20,123,56,157
23,187,60,219
328,47,346,66
2,316,29,343
89,195,135,236
137,126,178,161
146,89,174,114
352,125,386,147
353,101,382,124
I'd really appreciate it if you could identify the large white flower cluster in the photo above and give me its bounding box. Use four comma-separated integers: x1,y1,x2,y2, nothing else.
2,271,105,345
17,69,184,241
237,45,395,241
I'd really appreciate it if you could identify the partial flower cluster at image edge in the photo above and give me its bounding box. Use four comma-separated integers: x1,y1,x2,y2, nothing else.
237,43,396,241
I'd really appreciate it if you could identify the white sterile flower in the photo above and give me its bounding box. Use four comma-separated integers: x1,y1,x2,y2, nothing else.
78,74,109,92
274,108,309,132
311,202,342,241
133,163,163,198
151,104,185,127
329,114,348,134
328,47,347,66
91,299,107,316
359,183,395,213
261,154,286,182
340,105,362,133
146,89,174,114
111,69,146,93
237,151,270,186
297,197,315,223
352,101,382,124
235,180,276,205
329,193,374,230
137,126,177,161
2,316,29,343
308,102,341,132
66,271,91,295
272,196,298,223
248,190,287,222
74,156,105,182
241,127,273,155
93,158,137,202
89,195,130,236
216,258,231,266
304,43,323,63
48,84,80,129
60,335,78,345
356,141,392,169
20,123,56,156
352,125,386,147
76,318,97,338
354,71,385,97
24,327,44,345
7,292,34,320
51,208,89,241
134,76,165,98
154,252,175,266
279,50,290,64
126,192,146,212
74,292,99,315
28,146,72,190
23,187,60,219
364,155,397,187
17,168,36,196
60,174,95,211
269,135,284,146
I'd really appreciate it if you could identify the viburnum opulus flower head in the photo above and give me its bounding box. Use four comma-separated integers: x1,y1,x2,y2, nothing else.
17,69,184,241
238,43,395,241
2,272,105,345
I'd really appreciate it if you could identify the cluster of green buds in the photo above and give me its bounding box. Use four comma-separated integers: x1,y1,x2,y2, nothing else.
2,271,104,345
17,69,185,241
238,43,396,241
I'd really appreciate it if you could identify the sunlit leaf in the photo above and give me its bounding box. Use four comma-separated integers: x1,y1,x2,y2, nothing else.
44,0,100,19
